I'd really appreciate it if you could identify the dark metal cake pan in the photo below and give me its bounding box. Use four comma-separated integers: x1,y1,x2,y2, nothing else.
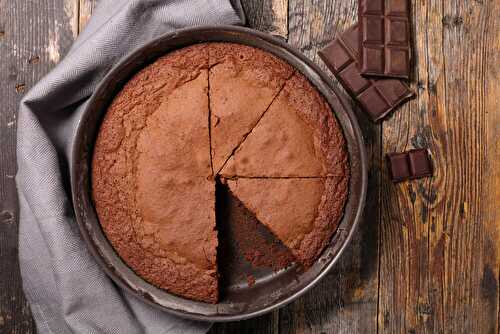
71,25,368,322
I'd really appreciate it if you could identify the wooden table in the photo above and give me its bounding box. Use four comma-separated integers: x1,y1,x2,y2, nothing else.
1,1,498,333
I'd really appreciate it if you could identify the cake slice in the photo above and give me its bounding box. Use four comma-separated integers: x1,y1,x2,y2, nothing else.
220,73,348,178
226,177,349,267
92,45,219,303
208,43,294,173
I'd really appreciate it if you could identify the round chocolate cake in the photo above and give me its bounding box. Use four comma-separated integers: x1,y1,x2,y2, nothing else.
91,43,349,303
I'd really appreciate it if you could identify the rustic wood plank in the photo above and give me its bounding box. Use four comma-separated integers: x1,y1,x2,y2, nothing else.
281,1,381,333
0,0,78,333
240,0,288,38
379,1,500,333
210,312,280,334
79,0,99,33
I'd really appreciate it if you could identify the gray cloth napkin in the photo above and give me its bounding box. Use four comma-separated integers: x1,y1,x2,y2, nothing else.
16,1,244,333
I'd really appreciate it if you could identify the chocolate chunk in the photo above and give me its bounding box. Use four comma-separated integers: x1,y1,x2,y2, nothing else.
359,0,412,79
387,149,433,183
387,152,411,182
408,149,433,177
318,24,414,122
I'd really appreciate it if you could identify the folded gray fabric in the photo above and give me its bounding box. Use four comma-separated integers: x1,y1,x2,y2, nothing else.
16,1,244,333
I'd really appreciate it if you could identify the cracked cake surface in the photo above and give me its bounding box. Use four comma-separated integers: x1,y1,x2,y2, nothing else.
208,43,294,173
221,73,348,178
92,42,350,303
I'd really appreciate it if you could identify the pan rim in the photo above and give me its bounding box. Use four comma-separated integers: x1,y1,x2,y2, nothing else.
70,25,368,322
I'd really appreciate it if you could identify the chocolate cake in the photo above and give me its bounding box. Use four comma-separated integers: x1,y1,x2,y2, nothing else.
92,43,349,303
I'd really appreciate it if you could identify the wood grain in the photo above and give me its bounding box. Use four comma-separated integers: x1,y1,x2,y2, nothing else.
379,1,500,334
281,1,380,333
79,0,98,33
0,0,78,333
240,0,288,39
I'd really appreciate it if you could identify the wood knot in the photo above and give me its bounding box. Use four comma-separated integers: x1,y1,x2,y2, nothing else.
407,184,416,203
15,83,26,93
453,16,464,27
28,56,40,64
442,15,464,28
417,303,433,315
0,211,14,225
418,183,437,204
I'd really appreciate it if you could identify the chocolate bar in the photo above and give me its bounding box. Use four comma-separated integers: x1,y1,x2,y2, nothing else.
386,149,433,183
359,0,411,79
318,24,414,122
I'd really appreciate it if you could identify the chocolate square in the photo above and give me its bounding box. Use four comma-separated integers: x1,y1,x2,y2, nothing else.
408,149,432,178
365,0,384,13
363,17,384,43
342,25,361,54
374,80,410,104
339,63,371,94
363,47,385,73
386,48,409,76
387,153,411,182
388,19,408,45
388,0,408,14
358,86,391,119
320,40,351,72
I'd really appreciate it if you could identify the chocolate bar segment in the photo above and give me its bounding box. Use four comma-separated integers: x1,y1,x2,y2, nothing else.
318,24,414,122
387,152,410,182
387,149,433,183
408,149,433,177
359,0,411,79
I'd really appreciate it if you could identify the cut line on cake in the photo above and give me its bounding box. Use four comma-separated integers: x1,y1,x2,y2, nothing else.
219,175,346,180
207,61,215,176
213,71,296,175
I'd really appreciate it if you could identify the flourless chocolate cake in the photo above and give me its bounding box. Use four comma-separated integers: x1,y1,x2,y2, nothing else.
92,43,349,303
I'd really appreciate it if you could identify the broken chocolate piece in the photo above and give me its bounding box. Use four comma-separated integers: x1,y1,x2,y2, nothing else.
408,149,433,177
359,0,412,79
387,148,433,182
318,24,414,122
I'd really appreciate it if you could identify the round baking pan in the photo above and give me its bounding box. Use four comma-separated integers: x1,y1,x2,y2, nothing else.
71,25,367,322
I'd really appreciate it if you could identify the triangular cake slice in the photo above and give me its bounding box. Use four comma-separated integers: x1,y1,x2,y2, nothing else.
92,45,219,303
226,177,349,267
208,43,294,173
220,73,348,177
